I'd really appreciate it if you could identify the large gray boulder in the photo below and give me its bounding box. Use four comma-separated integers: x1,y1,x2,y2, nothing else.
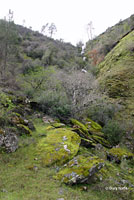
0,129,18,153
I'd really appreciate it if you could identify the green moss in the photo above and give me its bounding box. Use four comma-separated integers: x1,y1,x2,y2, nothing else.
70,119,89,135
17,124,32,135
0,117,134,199
108,147,133,161
85,118,102,131
45,125,55,131
92,135,111,148
97,30,134,129
54,155,105,184
0,92,15,110
0,129,5,135
88,127,104,137
12,112,21,117
80,138,97,148
36,128,81,166
51,122,65,128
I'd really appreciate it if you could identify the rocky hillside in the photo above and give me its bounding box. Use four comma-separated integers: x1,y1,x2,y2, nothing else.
0,94,134,199
0,15,134,200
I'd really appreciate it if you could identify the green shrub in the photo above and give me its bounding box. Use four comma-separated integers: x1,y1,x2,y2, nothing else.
36,91,71,121
86,101,121,126
102,120,124,146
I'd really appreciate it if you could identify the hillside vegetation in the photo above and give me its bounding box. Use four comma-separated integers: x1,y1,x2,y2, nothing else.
0,13,134,200
85,14,134,66
97,30,134,150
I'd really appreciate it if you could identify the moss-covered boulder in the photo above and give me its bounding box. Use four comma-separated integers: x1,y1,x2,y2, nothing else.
85,118,102,131
70,119,89,135
80,138,97,148
70,119,111,149
9,112,35,134
92,135,111,148
84,118,105,137
88,128,104,137
54,155,105,185
36,128,81,166
107,147,133,164
51,123,66,128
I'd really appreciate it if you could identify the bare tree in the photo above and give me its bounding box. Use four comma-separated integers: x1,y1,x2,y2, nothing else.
86,21,94,40
58,70,99,114
48,23,57,38
41,23,49,34
41,23,57,38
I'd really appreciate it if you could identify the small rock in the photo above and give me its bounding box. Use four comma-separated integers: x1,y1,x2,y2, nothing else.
1,189,8,193
57,198,64,200
62,136,67,141
33,166,38,171
64,145,70,153
58,188,64,195
82,186,88,191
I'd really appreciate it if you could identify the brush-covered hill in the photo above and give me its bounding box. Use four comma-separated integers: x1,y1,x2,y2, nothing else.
16,24,84,71
0,19,85,90
97,29,134,148
85,14,134,66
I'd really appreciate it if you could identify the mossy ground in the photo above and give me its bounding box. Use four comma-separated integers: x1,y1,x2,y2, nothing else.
0,119,134,200
98,30,134,128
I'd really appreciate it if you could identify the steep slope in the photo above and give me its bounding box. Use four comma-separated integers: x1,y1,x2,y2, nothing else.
97,30,134,135
16,25,84,71
85,14,134,66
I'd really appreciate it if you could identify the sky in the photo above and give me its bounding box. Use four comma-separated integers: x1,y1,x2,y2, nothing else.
0,0,134,45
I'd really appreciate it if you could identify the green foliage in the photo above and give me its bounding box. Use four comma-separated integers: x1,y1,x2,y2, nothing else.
0,92,16,128
88,65,99,76
85,14,134,67
36,90,71,121
0,15,20,80
97,30,134,129
0,92,15,110
86,100,120,126
102,120,124,145
21,66,56,97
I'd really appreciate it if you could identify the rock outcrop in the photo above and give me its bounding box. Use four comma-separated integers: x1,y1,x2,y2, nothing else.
55,155,105,185
36,128,81,166
0,129,18,152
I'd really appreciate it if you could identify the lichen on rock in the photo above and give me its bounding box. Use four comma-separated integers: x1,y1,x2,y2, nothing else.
70,119,89,135
0,129,18,153
107,147,133,164
92,135,111,148
85,118,102,131
54,155,105,185
36,128,81,166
